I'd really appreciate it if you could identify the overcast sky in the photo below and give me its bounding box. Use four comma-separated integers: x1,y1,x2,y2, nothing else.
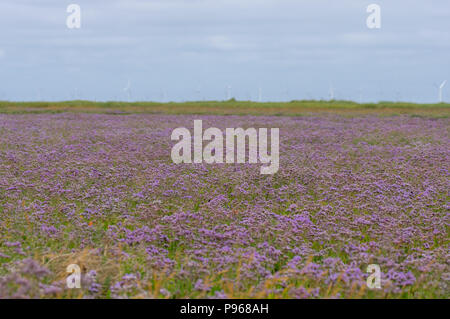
0,0,449,102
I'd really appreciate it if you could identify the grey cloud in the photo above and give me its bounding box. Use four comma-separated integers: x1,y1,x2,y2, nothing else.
0,0,449,102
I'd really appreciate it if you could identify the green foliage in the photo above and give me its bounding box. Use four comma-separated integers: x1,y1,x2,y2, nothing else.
0,100,448,117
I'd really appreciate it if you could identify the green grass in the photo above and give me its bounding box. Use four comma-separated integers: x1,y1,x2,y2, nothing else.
0,99,449,117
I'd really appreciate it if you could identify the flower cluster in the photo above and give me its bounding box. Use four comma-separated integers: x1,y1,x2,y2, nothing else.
0,114,448,298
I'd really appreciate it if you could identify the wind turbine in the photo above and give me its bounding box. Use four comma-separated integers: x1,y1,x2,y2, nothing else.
377,88,384,102
73,87,79,100
195,86,202,101
283,87,290,101
329,83,335,101
123,79,132,102
395,90,401,102
436,80,447,103
226,85,232,100
160,89,168,102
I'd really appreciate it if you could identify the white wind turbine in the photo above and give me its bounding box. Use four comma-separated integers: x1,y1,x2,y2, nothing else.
160,89,167,102
123,79,132,102
195,86,202,101
329,83,335,101
437,80,447,103
283,87,290,101
73,87,79,100
226,85,232,100
358,87,363,104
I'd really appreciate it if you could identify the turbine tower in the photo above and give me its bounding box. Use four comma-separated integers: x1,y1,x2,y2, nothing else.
329,83,335,101
123,79,132,102
284,88,290,101
438,80,447,103
160,89,167,102
395,90,401,102
226,85,232,100
195,86,201,101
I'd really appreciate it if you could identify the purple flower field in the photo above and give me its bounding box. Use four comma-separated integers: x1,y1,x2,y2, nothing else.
0,113,448,298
